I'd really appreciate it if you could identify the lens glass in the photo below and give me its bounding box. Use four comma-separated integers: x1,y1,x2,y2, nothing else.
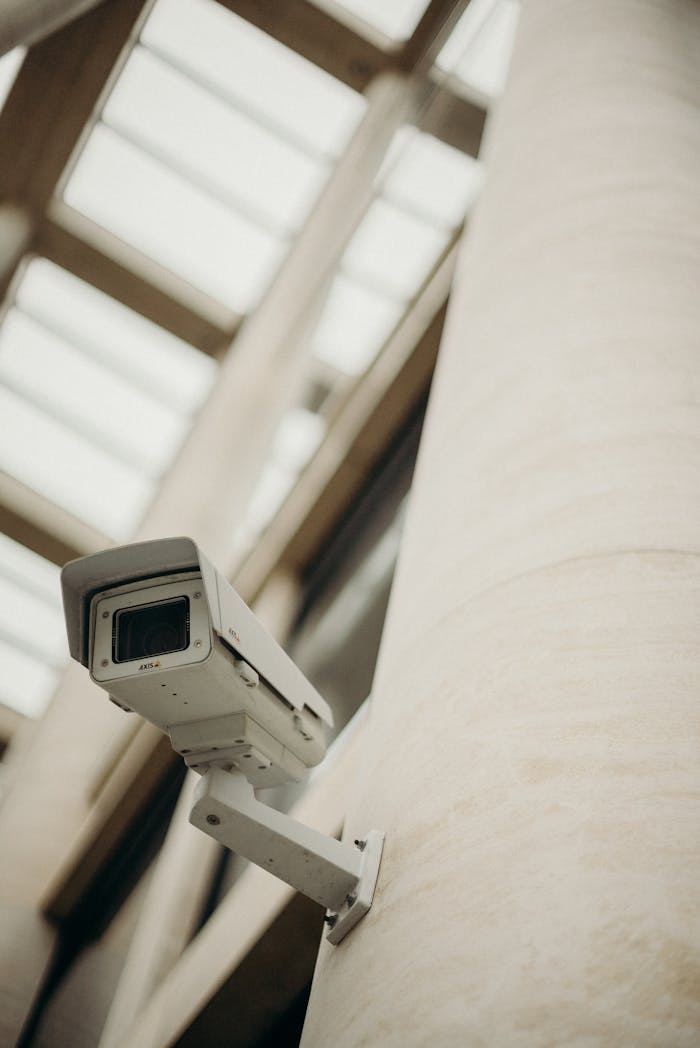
113,596,189,663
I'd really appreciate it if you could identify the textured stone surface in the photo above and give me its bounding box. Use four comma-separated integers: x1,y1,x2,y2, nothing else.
302,1,700,1044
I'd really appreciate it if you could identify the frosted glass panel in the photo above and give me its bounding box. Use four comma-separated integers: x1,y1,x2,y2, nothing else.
312,275,404,375
0,639,60,719
327,0,429,41
105,46,327,235
380,128,484,228
17,259,216,414
0,311,186,477
143,0,365,157
65,125,287,312
437,0,520,102
0,386,154,539
342,198,451,301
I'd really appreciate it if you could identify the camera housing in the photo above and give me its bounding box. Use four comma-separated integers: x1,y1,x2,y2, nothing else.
62,537,333,787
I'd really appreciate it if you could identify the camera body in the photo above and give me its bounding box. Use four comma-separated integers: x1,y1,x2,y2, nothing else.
62,537,332,787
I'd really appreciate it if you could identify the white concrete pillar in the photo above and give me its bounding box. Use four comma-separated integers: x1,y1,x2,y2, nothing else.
302,1,700,1044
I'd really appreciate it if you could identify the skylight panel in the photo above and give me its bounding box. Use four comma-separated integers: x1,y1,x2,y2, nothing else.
0,531,61,605
0,46,25,113
437,0,521,103
17,259,216,414
1,258,217,541
0,311,187,478
0,385,154,539
0,534,67,690
379,128,484,228
104,46,327,236
242,462,297,539
0,575,66,665
0,639,60,719
64,124,287,312
142,0,366,158
341,198,451,302
311,275,404,375
325,0,430,42
271,409,326,473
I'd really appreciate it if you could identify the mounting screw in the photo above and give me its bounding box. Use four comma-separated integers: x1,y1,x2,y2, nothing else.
101,611,109,619
194,640,202,648
354,838,366,851
101,659,109,668
324,914,337,928
193,592,201,599
206,814,220,826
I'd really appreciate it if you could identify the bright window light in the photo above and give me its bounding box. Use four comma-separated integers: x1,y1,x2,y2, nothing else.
104,46,328,236
0,574,66,665
0,46,25,113
0,533,68,720
342,198,451,302
17,259,216,415
0,385,155,540
379,128,484,228
271,409,326,472
242,462,297,537
324,0,429,42
437,0,521,103
0,638,60,720
311,275,404,376
1,258,217,541
142,0,366,158
0,311,187,478
64,125,287,312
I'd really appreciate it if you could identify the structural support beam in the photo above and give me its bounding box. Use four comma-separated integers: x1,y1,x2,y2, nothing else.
0,1,108,57
36,211,238,355
303,1,700,1044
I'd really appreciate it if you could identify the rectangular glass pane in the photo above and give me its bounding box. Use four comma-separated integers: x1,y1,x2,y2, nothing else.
105,46,328,235
0,638,59,719
326,0,429,42
437,0,521,102
0,575,67,665
64,124,287,312
311,275,404,375
341,198,451,302
0,531,61,606
379,128,484,228
17,259,216,415
0,311,187,477
142,0,365,157
0,385,154,540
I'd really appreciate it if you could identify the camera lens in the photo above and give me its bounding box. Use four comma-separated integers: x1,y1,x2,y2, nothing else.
114,597,189,663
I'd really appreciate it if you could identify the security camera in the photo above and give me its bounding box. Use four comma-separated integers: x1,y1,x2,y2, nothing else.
61,536,333,788
61,537,383,944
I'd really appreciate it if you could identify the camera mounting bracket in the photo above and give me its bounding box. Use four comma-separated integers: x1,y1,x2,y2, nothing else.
190,766,384,945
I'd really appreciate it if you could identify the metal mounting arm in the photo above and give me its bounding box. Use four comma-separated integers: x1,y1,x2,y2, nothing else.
190,766,384,944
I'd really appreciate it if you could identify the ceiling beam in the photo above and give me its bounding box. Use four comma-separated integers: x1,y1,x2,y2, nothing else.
0,0,150,206
0,0,109,58
0,471,110,565
36,211,238,355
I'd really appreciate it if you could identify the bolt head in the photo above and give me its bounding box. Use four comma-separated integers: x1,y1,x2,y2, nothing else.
206,814,220,826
